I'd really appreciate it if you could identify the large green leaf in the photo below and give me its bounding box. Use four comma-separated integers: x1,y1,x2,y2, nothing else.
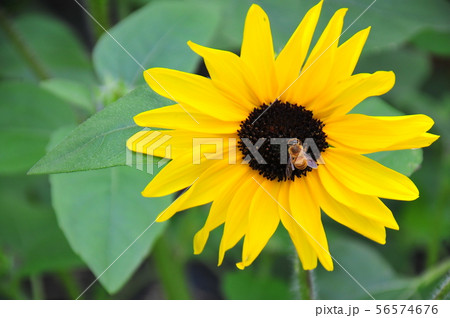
324,0,450,52
356,48,431,105
315,233,404,299
367,149,423,177
40,78,95,115
352,97,403,116
0,82,77,174
29,86,166,174
412,29,450,57
93,1,221,87
315,231,450,299
50,166,171,294
0,176,83,277
210,0,450,53
392,151,450,268
0,14,94,83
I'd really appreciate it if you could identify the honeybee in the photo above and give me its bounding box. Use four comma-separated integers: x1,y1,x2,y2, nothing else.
285,138,318,179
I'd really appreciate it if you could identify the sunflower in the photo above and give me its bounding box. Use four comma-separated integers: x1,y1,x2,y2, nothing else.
127,1,438,271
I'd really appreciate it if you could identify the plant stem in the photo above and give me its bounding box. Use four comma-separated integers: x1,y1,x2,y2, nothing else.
116,0,130,22
0,8,50,80
432,275,450,300
299,269,314,300
30,275,45,300
152,236,191,300
294,256,314,299
57,271,81,299
85,0,110,39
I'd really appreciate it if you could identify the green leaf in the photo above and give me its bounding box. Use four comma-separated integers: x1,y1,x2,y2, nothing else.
29,86,166,174
0,176,83,277
50,166,171,294
222,269,292,300
351,97,403,116
315,234,450,299
351,97,424,177
376,260,450,300
324,0,450,52
93,1,221,87
356,48,431,105
0,14,94,83
315,233,405,300
45,125,171,294
210,0,450,53
0,81,77,174
419,260,450,299
40,78,95,114
367,149,423,177
393,152,450,268
412,29,450,57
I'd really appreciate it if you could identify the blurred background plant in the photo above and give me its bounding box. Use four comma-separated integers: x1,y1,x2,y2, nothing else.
0,0,449,300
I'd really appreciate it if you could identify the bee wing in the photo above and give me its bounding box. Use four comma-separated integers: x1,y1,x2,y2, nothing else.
285,158,295,178
304,153,318,169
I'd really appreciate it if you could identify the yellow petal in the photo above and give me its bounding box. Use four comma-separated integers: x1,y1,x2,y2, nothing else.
307,170,387,244
290,177,333,271
127,129,169,156
330,27,370,83
156,163,249,222
387,132,439,150
218,171,259,265
193,176,241,254
322,148,419,201
309,73,370,115
188,41,260,110
317,166,398,229
144,68,248,121
277,182,318,270
275,0,322,94
127,129,179,159
134,104,240,134
127,129,234,159
141,151,216,197
283,8,347,106
240,4,277,104
324,114,437,153
237,177,280,269
321,71,396,118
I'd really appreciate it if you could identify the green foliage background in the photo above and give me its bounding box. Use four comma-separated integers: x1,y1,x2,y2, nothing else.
0,0,449,299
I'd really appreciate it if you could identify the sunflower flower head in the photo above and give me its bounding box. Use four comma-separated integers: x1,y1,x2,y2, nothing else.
127,1,439,271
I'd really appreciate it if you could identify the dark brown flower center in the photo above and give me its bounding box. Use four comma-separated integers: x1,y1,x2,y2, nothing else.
237,101,328,181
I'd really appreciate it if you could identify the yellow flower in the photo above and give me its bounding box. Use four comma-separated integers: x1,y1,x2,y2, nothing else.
127,1,438,270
